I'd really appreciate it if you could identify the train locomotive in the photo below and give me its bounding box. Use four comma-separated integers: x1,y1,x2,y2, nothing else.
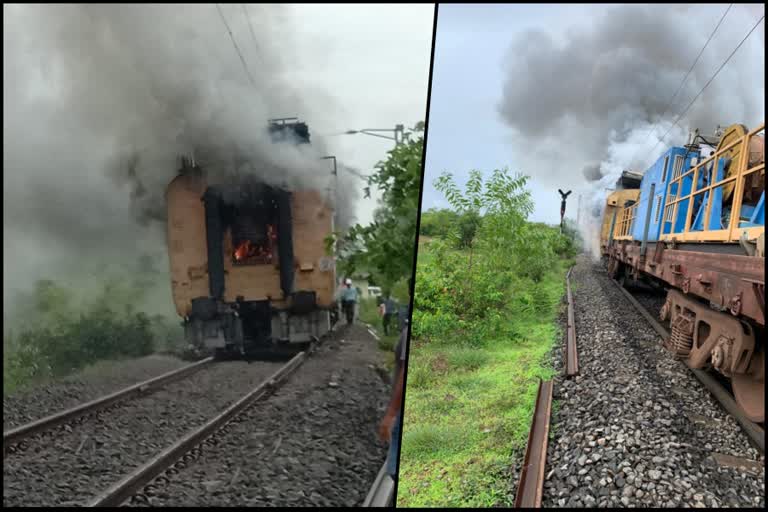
600,122,765,422
165,118,338,358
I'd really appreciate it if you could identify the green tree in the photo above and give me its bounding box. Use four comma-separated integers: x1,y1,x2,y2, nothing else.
454,210,481,249
338,123,424,291
419,208,459,238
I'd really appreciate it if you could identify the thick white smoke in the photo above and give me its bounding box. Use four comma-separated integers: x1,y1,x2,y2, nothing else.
496,4,765,256
3,4,361,322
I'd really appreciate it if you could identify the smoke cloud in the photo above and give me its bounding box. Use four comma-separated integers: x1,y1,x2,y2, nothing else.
582,163,606,182
3,4,361,321
496,3,764,256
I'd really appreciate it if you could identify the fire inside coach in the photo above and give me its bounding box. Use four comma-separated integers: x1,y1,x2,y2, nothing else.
165,118,338,359
599,122,765,423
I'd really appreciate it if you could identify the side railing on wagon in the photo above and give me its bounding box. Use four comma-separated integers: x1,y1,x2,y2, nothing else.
661,122,764,243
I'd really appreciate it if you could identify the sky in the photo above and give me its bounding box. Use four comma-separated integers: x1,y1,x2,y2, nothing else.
285,4,434,226
423,4,592,225
422,3,765,225
2,4,435,309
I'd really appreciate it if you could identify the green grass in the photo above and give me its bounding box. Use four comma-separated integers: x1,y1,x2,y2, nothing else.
397,258,569,508
358,297,401,369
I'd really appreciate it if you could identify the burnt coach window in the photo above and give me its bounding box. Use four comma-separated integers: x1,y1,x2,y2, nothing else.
232,216,277,265
218,184,281,266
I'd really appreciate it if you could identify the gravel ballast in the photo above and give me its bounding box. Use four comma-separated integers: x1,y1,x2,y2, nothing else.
540,256,764,508
131,324,390,507
3,359,283,507
4,324,390,507
4,354,190,430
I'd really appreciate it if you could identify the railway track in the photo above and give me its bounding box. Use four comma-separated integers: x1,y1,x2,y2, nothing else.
612,279,765,454
3,357,214,454
516,258,764,508
515,268,575,507
88,351,309,507
565,267,579,377
4,323,391,507
514,380,554,508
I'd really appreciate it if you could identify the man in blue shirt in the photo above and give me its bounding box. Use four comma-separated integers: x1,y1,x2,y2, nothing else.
339,278,358,325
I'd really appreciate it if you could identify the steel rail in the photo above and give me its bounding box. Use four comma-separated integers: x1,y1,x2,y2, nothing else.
611,278,764,453
3,356,214,452
363,461,395,507
87,351,308,507
514,379,554,508
565,268,579,377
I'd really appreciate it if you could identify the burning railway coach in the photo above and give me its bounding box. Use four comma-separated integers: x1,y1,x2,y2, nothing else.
165,119,337,357
599,122,765,423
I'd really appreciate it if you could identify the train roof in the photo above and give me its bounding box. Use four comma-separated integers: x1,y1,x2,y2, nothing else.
268,118,310,144
615,170,643,189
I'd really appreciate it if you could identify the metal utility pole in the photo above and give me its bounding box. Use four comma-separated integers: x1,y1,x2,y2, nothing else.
345,124,406,146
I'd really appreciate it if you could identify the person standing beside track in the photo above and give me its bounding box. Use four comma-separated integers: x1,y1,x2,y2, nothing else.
337,278,358,325
381,294,397,336
378,279,411,484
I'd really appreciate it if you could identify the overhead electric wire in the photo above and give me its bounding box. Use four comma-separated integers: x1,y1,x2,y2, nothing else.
636,4,733,156
241,4,263,64
642,12,765,166
215,3,257,86
342,167,371,181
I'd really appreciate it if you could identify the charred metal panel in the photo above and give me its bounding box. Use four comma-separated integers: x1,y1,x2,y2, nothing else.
202,188,225,299
276,189,294,297
291,290,317,314
190,297,218,321
237,299,272,344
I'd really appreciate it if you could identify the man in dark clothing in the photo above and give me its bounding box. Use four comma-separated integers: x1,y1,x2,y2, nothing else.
378,280,411,483
382,296,397,336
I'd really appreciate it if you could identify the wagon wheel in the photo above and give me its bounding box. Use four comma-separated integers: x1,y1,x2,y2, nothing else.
732,353,765,423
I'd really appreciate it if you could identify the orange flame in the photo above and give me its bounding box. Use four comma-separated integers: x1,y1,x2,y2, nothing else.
234,240,253,261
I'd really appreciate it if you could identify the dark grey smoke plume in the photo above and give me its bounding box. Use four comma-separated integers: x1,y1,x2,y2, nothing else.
3,4,360,320
497,4,764,257
582,163,605,182
498,4,764,190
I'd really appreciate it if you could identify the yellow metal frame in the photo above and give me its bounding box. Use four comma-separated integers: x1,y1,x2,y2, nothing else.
601,190,640,247
614,202,638,240
660,122,765,243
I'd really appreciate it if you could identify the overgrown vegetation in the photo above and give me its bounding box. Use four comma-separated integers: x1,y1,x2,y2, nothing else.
331,123,423,298
358,297,399,358
3,259,182,395
419,208,480,248
398,168,579,507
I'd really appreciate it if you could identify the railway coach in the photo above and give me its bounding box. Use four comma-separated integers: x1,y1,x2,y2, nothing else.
165,119,338,358
601,122,765,422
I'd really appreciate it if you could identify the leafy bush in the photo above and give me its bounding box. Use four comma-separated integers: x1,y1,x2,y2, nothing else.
4,276,181,394
420,208,460,237
413,167,578,347
337,123,424,292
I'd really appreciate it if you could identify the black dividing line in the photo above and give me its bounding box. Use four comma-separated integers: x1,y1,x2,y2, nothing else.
392,2,440,507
